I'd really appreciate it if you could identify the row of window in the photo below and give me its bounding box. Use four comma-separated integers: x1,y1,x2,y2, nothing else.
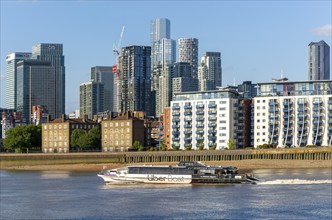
44,136,67,141
43,141,68,147
102,140,131,146
44,124,96,130
103,128,131,133
103,135,130,140
103,121,131,127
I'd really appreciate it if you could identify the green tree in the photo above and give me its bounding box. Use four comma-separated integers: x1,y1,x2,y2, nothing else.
3,124,41,153
197,140,204,150
227,139,235,150
133,140,145,151
171,144,180,151
184,144,192,150
159,141,167,151
86,126,101,150
70,129,86,151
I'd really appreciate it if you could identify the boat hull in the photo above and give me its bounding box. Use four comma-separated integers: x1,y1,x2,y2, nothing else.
98,174,192,184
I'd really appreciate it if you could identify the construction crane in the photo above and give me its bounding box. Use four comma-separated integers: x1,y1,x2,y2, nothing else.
113,26,125,64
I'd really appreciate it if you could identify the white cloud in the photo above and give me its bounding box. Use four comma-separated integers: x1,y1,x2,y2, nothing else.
311,24,332,36
0,74,5,81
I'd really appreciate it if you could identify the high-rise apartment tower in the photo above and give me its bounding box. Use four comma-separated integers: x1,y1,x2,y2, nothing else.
308,40,330,80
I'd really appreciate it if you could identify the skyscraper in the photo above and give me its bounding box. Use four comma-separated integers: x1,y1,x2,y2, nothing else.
91,66,114,112
32,43,65,118
150,18,176,116
5,52,31,110
199,52,222,90
120,46,152,116
308,40,330,80
16,60,55,122
178,38,199,79
80,81,104,119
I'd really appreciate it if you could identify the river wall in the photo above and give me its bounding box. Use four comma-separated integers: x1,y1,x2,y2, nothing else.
1,148,331,168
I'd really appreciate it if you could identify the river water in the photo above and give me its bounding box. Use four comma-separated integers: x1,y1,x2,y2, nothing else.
1,168,331,220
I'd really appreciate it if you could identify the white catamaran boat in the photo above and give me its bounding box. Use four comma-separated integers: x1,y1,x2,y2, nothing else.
98,161,258,184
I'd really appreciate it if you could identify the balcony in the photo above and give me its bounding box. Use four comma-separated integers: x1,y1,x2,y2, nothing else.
184,137,192,141
208,123,217,127
196,130,204,134
196,111,204,115
172,106,180,110
184,105,192,110
313,100,323,104
208,110,217,114
196,124,204,128
172,118,180,122
208,130,217,134
297,133,308,138
196,137,204,141
269,109,279,113
196,117,204,122
269,102,278,106
208,136,217,141
196,105,204,109
269,115,279,119
172,131,180,135
172,125,180,129
284,140,293,145
172,137,180,142
282,134,293,138
208,117,217,121
283,121,293,125
184,124,192,128
172,112,180,116
269,135,278,138
184,112,192,116
208,104,217,108
184,130,192,135
184,118,192,122
312,127,323,131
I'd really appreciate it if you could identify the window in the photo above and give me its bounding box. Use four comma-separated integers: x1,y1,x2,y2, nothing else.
104,123,108,127
257,119,260,123
121,122,124,126
257,113,260,116
257,126,260,129
257,100,260,103
257,132,260,135
127,122,130,126
110,123,113,127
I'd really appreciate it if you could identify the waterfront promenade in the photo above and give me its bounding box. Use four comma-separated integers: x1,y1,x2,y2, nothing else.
1,148,331,171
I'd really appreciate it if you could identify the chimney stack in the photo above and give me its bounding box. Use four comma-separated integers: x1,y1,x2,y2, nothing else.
61,114,66,122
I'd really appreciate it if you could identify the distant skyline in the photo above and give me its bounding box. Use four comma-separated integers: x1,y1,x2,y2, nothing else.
1,1,331,113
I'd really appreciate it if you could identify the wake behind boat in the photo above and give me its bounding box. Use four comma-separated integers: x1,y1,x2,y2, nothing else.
97,161,258,184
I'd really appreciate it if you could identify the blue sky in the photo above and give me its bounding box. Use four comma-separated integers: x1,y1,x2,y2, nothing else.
1,0,331,113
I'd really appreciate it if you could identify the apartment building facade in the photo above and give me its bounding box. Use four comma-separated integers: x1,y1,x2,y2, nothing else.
254,80,332,147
